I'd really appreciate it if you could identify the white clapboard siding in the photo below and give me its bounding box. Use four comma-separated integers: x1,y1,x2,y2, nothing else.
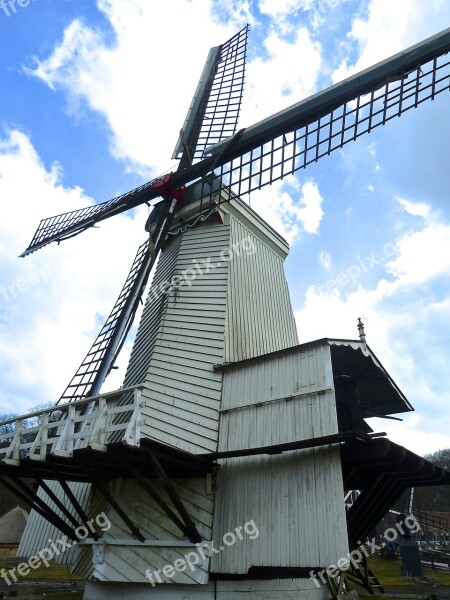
224,215,298,363
220,342,333,414
211,342,348,573
82,578,329,599
17,481,91,563
138,219,230,454
20,195,307,593
123,197,298,455
73,477,213,584
122,234,184,390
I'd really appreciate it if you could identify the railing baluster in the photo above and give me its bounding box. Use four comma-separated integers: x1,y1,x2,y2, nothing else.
52,404,76,457
122,387,143,447
88,397,107,452
0,384,146,463
3,419,23,465
28,412,49,461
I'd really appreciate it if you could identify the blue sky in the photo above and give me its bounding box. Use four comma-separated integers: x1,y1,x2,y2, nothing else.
1,0,450,455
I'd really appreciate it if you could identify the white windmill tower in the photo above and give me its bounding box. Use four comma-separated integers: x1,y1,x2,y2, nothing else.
1,25,450,600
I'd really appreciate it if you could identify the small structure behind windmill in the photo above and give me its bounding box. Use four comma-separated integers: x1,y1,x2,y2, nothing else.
0,506,28,552
0,25,450,600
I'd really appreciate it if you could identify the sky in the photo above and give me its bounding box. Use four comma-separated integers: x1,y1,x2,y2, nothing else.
0,0,450,457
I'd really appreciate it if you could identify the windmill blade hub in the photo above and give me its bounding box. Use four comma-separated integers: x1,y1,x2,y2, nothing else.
152,173,186,203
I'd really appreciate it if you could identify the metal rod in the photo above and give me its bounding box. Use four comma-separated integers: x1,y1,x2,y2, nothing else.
53,469,94,535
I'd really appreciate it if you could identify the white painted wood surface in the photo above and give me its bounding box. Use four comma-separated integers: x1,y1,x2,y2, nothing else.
211,342,348,574
17,481,91,563
125,198,298,455
72,477,213,584
137,219,229,454
224,214,298,363
17,196,342,598
83,579,329,600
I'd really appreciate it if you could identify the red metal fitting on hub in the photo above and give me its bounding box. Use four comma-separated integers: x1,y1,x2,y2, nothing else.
152,173,186,204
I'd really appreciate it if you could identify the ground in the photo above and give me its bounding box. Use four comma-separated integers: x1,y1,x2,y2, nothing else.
1,551,450,598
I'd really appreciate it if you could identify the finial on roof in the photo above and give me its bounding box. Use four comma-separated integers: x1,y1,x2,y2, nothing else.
357,317,367,350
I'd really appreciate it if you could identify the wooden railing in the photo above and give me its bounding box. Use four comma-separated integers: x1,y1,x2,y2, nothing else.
0,385,146,465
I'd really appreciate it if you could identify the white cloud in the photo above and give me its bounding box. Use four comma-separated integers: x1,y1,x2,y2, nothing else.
368,415,450,456
396,196,430,218
249,177,324,244
257,0,356,32
27,1,237,176
332,0,450,82
239,26,322,126
386,224,450,285
319,250,332,269
0,129,146,413
295,217,450,455
258,0,313,17
295,180,324,233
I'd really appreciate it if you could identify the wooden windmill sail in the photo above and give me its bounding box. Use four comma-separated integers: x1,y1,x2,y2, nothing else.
1,25,450,599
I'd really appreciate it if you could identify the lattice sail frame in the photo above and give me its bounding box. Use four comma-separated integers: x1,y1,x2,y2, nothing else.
58,239,152,403
21,28,450,258
191,25,248,160
20,177,161,257
206,50,450,200
20,27,249,258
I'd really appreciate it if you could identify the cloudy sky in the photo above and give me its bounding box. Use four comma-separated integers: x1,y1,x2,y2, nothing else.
1,0,450,456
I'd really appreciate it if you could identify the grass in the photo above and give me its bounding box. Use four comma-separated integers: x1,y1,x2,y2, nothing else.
0,560,84,600
40,594,83,599
0,548,17,560
368,554,450,586
0,560,84,582
2,592,83,599
2,550,448,597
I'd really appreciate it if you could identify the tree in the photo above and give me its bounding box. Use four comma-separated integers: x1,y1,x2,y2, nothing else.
0,413,23,515
413,448,450,513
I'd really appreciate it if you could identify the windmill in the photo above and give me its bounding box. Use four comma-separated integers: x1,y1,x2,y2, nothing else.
1,24,450,600
18,22,450,404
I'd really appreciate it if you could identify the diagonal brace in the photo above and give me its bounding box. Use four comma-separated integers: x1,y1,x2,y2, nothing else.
80,461,144,542
51,465,93,532
36,477,81,529
128,463,192,539
0,475,76,540
146,452,202,543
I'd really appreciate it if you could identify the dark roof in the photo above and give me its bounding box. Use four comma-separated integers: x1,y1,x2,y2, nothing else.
342,437,450,548
328,341,413,416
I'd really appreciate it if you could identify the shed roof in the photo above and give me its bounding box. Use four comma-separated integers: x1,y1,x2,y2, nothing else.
0,506,29,545
215,337,413,417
